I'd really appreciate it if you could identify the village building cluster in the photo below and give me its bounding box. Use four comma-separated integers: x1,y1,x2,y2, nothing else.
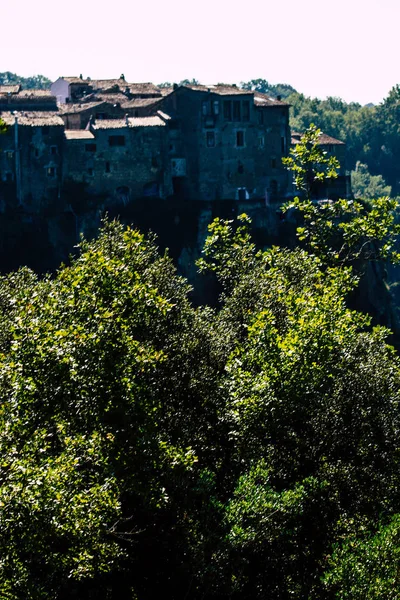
0,76,350,211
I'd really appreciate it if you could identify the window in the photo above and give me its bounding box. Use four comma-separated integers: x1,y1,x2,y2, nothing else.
109,135,125,147
47,167,56,177
105,162,111,173
213,101,219,115
242,101,250,121
236,131,245,147
87,168,94,177
206,131,215,147
237,162,244,174
223,100,232,120
85,143,97,152
202,101,210,116
271,158,277,168
50,145,58,156
34,149,39,158
233,101,241,121
258,136,265,148
151,156,159,168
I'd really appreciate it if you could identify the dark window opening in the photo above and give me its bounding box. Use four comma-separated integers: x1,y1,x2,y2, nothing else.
238,188,247,201
270,179,278,196
233,101,241,121
236,131,244,147
34,149,39,158
237,162,244,174
109,135,125,147
242,101,250,121
105,162,111,173
85,143,97,152
206,131,215,147
134,110,139,117
213,101,219,115
271,158,277,168
87,168,94,177
47,167,56,177
259,136,265,148
152,156,159,168
50,145,58,155
224,101,232,120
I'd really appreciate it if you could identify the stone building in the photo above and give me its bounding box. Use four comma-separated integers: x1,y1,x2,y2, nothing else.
152,84,292,202
0,78,351,214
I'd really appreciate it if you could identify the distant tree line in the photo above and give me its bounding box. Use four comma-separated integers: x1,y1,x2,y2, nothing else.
0,71,51,90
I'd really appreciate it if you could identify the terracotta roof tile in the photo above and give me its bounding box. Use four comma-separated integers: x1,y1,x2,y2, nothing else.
92,115,166,130
59,101,106,114
0,85,21,94
0,111,64,126
184,84,251,96
121,98,161,109
64,130,95,140
291,131,345,145
254,93,290,107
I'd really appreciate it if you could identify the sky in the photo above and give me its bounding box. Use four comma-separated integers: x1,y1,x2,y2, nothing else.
1,0,399,105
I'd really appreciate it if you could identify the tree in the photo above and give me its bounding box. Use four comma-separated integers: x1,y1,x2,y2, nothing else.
283,125,400,267
197,215,400,599
351,161,392,199
282,124,340,199
0,117,7,135
0,220,222,599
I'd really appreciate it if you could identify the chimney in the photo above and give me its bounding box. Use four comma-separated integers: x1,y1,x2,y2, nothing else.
125,114,130,126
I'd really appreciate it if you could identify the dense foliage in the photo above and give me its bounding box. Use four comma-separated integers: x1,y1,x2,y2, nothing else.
0,72,51,90
0,209,398,598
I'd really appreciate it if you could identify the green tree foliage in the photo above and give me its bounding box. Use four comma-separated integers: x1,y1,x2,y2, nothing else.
0,117,7,135
1,213,400,598
241,78,296,99
198,215,400,599
0,221,221,599
351,161,392,199
323,515,400,598
0,72,51,89
282,124,340,199
283,125,400,266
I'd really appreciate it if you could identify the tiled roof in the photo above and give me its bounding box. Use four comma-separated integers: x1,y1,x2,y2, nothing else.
254,93,290,107
121,97,161,109
128,83,162,96
90,79,128,92
64,130,95,140
59,101,106,114
184,84,251,96
92,115,166,130
63,77,91,85
17,90,53,97
291,131,345,145
318,133,345,145
0,85,21,94
80,93,129,105
0,111,64,126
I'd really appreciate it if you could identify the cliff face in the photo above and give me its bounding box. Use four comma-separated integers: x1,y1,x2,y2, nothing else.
0,196,399,347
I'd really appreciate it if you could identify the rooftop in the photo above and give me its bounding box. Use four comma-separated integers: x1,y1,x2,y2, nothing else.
92,115,166,130
291,131,345,145
0,85,21,94
183,83,252,96
254,92,291,107
64,130,95,140
0,111,64,126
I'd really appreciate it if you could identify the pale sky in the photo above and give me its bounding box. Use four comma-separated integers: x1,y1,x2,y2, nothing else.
1,0,398,105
